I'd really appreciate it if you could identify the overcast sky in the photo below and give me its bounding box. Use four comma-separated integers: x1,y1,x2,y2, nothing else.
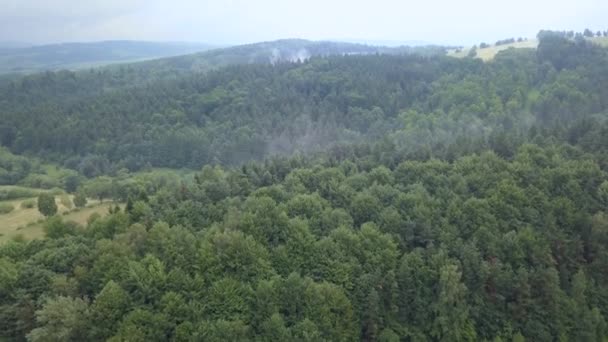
2,0,608,46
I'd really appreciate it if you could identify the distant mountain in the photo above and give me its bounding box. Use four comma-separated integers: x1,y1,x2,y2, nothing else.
326,38,436,47
0,40,219,74
0,39,448,99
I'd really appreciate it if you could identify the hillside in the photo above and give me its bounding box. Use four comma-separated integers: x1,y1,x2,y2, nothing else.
0,40,219,74
0,34,606,174
109,39,447,81
0,39,447,95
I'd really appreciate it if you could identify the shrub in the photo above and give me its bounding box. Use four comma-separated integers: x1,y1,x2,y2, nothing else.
19,174,61,189
20,199,36,209
37,193,58,217
60,194,73,210
0,187,41,200
49,188,66,196
0,203,14,214
43,216,79,239
73,193,87,208
467,46,477,58
87,213,101,225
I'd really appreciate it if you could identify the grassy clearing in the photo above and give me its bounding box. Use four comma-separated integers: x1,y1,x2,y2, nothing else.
449,36,608,61
0,194,117,243
448,40,539,61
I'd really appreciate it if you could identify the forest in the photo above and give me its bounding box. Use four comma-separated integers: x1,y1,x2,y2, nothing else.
1,31,608,341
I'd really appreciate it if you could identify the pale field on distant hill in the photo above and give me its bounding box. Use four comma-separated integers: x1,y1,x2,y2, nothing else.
448,40,539,61
448,36,608,61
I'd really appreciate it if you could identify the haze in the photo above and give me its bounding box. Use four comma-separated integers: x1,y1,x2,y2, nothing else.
2,0,608,46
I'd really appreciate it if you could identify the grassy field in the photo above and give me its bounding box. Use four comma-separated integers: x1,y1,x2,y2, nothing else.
449,36,608,62
448,39,539,61
0,194,119,243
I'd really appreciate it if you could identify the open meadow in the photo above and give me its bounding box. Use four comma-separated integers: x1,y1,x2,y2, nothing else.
449,36,608,61
0,188,119,243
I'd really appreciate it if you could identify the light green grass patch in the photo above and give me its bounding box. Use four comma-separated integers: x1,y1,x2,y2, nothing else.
0,193,116,243
449,39,539,61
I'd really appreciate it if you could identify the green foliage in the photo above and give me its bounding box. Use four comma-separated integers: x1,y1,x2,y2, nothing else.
0,257,18,299
26,296,89,342
599,180,608,207
0,203,14,214
109,308,171,342
82,176,115,202
468,46,478,57
0,186,41,201
89,280,131,340
20,198,36,209
37,193,57,217
73,193,87,208
59,194,73,210
43,216,79,239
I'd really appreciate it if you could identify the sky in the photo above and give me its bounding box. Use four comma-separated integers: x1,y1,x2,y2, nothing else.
2,0,608,46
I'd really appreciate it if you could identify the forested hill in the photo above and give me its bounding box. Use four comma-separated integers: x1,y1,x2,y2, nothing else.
0,39,446,97
94,39,447,85
0,33,606,176
0,41,219,75
126,39,447,75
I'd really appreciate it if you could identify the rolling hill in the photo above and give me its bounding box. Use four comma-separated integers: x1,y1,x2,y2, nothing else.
0,34,606,175
0,40,219,74
112,39,448,80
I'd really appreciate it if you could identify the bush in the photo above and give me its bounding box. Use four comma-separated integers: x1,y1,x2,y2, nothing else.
37,193,58,217
49,188,66,196
43,216,79,239
19,174,61,189
0,187,41,200
60,194,73,210
73,193,87,208
467,46,477,58
21,199,36,209
0,203,14,214
87,213,101,225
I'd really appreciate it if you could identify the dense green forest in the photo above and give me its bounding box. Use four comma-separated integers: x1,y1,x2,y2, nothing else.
0,34,605,174
1,31,608,341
